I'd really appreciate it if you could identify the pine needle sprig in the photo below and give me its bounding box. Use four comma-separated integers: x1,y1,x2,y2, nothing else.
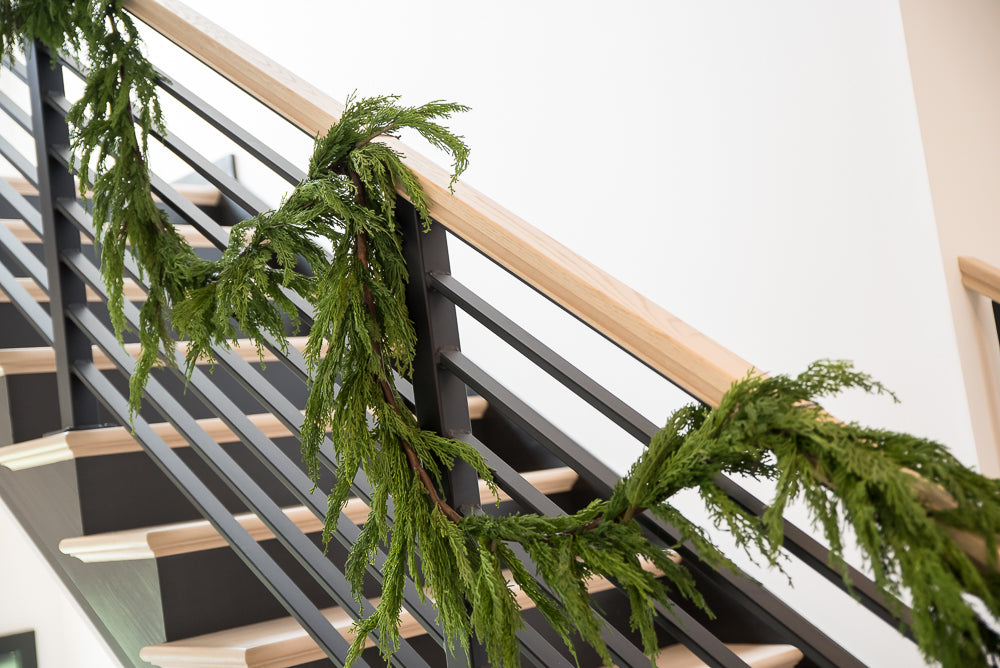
66,5,210,417
623,361,1000,667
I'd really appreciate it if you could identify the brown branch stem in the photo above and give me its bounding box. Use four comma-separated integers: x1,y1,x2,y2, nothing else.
548,502,647,541
619,505,646,525
349,168,463,524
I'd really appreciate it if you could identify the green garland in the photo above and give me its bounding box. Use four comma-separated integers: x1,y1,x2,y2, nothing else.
5,3,1000,667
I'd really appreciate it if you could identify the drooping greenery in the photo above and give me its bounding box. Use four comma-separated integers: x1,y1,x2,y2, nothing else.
1,0,211,416
5,4,1000,668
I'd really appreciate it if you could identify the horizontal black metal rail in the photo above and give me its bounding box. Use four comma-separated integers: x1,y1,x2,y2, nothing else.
68,308,362,667
42,59,654,663
3,58,28,82
58,197,580,668
0,173,42,232
0,88,31,133
55,197,446,659
0,259,53,343
0,130,37,187
156,71,305,185
430,270,911,633
442,348,866,668
59,52,305,188
0,220,46,289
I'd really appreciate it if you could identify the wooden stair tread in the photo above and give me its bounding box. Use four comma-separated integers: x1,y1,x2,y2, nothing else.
0,276,146,303
0,337,311,376
138,558,666,668
3,174,223,208
59,467,579,561
642,643,802,668
0,411,293,470
0,396,487,471
2,217,219,249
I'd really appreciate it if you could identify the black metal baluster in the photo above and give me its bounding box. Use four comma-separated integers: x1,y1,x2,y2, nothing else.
26,42,100,428
400,201,493,668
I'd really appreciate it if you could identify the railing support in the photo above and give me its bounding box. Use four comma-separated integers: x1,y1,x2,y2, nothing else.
26,42,100,428
400,201,490,667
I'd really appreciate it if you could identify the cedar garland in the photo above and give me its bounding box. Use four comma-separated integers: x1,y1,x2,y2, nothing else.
4,4,1000,666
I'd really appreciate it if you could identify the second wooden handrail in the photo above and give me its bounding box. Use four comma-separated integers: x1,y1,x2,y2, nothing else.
959,256,1000,304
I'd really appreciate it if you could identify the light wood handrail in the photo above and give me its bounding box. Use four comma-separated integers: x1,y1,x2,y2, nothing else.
118,0,998,573
122,0,754,408
959,256,1000,303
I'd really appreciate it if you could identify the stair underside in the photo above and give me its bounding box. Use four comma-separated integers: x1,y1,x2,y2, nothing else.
59,467,578,561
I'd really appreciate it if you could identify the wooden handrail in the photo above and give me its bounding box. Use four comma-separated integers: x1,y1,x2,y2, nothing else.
122,0,754,407
959,256,1000,303
119,0,997,573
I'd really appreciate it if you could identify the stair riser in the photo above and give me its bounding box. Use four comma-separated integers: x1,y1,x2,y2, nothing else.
156,535,347,641
74,437,330,535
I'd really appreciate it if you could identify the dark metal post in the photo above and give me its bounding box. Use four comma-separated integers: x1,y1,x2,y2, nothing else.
399,200,489,668
992,301,1000,355
26,42,100,428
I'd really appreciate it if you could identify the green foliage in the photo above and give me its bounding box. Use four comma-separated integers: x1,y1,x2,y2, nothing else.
668,362,1000,667
2,0,210,416
0,0,86,61
462,362,1000,667
64,4,212,416
8,6,1000,668
170,95,503,662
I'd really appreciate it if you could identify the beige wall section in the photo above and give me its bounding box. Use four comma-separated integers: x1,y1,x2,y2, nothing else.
898,0,1000,476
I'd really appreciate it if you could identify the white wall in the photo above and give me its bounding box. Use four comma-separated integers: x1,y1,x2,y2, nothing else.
0,496,121,667
128,2,973,665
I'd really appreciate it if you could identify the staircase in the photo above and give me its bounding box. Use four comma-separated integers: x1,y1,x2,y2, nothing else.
0,2,936,667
